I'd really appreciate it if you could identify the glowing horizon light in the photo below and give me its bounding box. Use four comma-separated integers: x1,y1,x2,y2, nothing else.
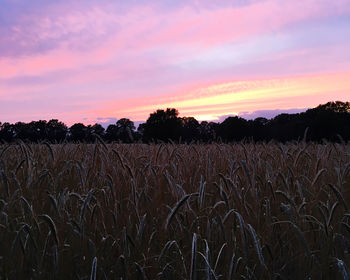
97,70,349,123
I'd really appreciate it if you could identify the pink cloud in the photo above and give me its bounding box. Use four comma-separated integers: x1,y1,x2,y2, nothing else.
2,0,349,79
141,0,350,51
1,0,350,124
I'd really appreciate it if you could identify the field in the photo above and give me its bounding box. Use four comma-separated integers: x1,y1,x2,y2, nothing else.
0,142,350,279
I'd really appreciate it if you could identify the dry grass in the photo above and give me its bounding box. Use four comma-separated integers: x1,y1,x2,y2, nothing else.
0,141,350,279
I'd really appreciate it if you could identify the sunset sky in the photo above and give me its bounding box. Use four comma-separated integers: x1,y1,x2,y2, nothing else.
1,0,349,126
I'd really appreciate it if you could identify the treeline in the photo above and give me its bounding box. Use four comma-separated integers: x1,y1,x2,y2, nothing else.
0,101,349,143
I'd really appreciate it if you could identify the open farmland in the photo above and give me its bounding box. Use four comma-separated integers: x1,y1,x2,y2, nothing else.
0,142,350,279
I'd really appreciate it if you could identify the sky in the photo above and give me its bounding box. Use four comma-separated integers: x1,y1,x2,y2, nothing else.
0,0,349,126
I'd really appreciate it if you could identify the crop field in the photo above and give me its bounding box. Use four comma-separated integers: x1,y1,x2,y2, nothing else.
0,142,350,279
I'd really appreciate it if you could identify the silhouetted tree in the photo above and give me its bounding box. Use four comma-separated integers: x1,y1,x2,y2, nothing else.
105,124,118,142
47,119,68,143
0,122,15,142
116,118,135,143
250,117,269,141
199,121,218,142
181,117,200,142
137,123,146,140
268,113,301,142
27,120,48,142
91,123,105,137
13,122,31,141
69,123,87,142
86,123,105,142
314,101,350,113
0,100,349,143
218,116,249,141
303,101,350,141
105,119,135,142
143,108,182,142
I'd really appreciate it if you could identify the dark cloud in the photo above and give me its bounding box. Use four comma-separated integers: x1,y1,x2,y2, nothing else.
238,108,308,120
96,117,118,128
96,117,143,129
213,108,309,123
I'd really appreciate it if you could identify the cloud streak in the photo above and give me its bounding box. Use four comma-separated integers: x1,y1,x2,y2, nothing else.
81,71,350,123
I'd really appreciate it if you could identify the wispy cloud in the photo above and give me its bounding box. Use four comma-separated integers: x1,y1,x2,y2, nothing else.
92,71,350,121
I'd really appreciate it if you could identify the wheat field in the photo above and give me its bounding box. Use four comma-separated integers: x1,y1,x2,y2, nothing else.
0,141,350,279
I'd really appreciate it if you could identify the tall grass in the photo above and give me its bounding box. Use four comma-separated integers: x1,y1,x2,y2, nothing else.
0,142,349,279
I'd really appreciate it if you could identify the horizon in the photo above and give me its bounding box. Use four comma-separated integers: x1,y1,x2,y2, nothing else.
1,0,349,125
0,104,311,128
2,100,348,129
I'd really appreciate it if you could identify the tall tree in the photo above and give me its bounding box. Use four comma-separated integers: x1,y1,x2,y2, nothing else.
47,119,68,142
313,101,350,113
143,108,182,142
218,116,249,141
250,117,269,141
303,101,350,141
86,123,105,142
116,118,135,143
198,121,218,142
69,123,87,142
13,122,30,141
0,122,15,142
27,120,48,142
105,124,118,142
181,117,200,142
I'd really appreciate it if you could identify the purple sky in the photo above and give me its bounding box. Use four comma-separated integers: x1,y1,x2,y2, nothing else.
0,0,349,125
